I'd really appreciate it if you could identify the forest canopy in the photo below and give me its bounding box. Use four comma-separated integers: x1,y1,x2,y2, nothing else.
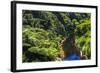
22,10,91,62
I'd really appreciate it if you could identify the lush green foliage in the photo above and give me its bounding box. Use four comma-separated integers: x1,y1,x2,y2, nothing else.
22,10,91,62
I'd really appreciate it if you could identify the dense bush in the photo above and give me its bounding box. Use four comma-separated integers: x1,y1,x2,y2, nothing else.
22,10,91,62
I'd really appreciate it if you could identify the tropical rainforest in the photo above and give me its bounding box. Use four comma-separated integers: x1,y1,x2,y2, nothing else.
22,10,91,62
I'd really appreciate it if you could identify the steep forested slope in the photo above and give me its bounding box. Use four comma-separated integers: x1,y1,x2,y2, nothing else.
22,10,91,62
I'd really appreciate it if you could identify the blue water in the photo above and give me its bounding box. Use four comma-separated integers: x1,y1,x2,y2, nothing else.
64,54,80,60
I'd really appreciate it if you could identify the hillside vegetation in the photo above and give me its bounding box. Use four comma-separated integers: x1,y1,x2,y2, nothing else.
22,10,91,62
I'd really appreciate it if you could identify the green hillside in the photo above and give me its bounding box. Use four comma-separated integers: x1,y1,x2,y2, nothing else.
22,10,91,62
